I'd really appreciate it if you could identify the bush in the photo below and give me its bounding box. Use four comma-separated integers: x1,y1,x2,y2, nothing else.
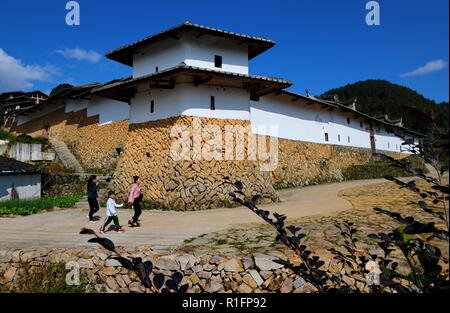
342,156,426,180
0,194,84,216
342,162,413,180
0,129,52,150
0,129,15,141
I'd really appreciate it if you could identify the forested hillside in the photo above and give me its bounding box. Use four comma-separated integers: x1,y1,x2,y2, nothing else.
322,79,449,133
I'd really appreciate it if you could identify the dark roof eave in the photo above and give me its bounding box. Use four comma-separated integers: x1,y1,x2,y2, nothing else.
93,65,291,95
14,80,129,116
105,21,275,66
0,170,42,175
0,156,42,174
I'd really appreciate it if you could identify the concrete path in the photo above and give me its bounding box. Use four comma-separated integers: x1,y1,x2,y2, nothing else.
0,178,391,251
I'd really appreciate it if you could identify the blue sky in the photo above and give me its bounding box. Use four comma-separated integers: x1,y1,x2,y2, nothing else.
0,0,448,102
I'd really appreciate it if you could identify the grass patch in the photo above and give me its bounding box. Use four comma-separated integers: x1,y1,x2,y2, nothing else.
0,194,84,216
183,237,196,243
1,262,94,293
342,162,409,180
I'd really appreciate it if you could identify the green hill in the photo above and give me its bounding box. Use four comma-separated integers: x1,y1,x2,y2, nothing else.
321,79,449,133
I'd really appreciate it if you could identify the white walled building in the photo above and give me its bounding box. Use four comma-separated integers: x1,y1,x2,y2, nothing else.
15,82,130,126
11,21,420,154
93,21,419,153
0,156,41,201
4,21,424,210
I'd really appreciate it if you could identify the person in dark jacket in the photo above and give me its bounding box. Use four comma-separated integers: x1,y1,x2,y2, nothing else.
87,175,100,222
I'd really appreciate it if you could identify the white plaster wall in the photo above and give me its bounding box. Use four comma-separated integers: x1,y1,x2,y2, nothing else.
8,144,42,161
180,84,250,120
0,174,41,201
130,87,183,124
373,128,402,152
133,37,187,78
64,99,88,113
184,33,248,74
87,96,129,125
18,96,129,128
130,83,250,124
132,33,249,78
250,94,408,153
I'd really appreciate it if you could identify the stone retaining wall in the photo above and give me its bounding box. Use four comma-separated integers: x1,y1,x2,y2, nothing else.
7,111,407,210
0,247,317,293
7,108,129,172
111,115,407,209
272,138,407,189
110,116,279,210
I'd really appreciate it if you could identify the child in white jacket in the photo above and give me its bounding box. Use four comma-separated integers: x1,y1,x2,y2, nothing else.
99,190,125,233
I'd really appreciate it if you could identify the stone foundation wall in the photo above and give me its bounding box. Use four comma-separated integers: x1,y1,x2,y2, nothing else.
0,247,316,293
271,138,408,189
7,108,129,172
6,111,408,210
111,116,279,210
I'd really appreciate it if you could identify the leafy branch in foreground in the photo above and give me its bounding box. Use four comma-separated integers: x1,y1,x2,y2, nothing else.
368,106,449,293
225,105,449,293
224,178,379,293
79,228,187,293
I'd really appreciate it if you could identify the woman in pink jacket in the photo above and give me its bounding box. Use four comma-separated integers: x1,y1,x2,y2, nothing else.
128,176,143,227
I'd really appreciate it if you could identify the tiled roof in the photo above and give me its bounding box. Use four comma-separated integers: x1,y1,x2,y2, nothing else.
93,64,291,93
0,156,41,175
17,78,130,115
105,21,275,66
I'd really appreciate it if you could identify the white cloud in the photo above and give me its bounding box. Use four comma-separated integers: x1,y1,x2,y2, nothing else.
400,59,448,77
0,48,60,91
55,48,101,63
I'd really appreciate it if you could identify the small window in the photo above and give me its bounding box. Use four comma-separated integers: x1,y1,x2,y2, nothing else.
360,121,363,128
324,133,329,142
348,136,350,143
346,118,350,125
210,96,215,110
150,100,154,113
155,66,159,72
388,142,390,148
214,55,222,68
338,134,341,142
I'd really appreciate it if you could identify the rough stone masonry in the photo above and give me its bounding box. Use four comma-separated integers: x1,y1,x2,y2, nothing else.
0,247,361,293
7,110,407,210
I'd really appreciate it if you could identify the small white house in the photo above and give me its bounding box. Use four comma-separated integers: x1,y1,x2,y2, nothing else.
0,156,41,201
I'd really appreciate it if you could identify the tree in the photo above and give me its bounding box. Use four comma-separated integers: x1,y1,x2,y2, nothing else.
321,79,449,133
50,83,74,96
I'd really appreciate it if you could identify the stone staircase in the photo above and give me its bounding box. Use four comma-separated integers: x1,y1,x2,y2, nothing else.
51,140,84,173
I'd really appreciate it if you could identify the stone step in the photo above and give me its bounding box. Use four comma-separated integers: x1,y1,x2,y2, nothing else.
50,139,84,173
